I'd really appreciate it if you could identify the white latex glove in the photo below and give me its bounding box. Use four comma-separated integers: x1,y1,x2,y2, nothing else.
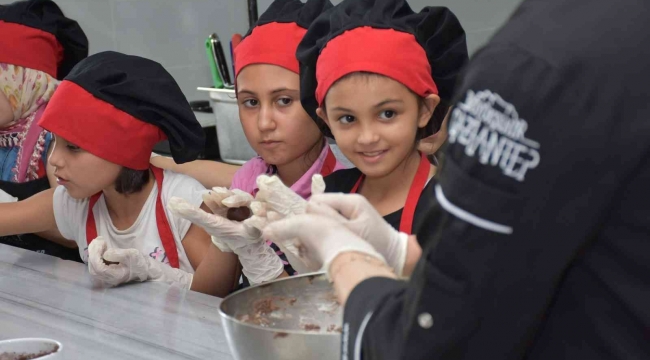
252,174,325,221
167,197,283,285
87,237,193,289
263,214,386,278
0,188,17,203
306,194,409,277
200,188,258,253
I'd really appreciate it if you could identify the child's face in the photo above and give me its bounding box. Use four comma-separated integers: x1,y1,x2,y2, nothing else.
318,74,434,179
0,91,13,127
48,135,122,199
236,64,322,167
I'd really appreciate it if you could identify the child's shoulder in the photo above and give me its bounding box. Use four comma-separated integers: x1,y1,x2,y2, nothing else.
162,169,205,194
230,157,268,192
324,167,362,193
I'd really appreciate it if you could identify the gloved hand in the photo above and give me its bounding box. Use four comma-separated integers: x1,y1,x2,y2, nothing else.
167,197,283,285
251,174,325,222
306,194,409,277
0,188,17,203
199,188,257,253
87,237,193,289
263,214,387,278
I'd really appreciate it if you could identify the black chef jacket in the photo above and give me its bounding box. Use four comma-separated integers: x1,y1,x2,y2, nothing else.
341,0,650,359
324,167,439,245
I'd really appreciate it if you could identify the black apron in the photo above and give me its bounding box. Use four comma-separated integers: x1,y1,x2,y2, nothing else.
0,178,82,262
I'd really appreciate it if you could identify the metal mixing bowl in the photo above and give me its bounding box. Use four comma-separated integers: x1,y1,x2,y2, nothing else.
219,272,342,360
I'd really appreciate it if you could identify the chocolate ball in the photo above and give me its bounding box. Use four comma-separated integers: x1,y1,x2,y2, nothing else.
227,206,252,222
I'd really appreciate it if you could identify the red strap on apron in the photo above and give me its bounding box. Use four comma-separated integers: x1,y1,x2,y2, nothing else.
320,146,337,177
85,166,180,268
350,152,430,234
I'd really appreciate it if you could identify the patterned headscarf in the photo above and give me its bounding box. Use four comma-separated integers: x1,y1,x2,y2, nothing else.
0,63,58,182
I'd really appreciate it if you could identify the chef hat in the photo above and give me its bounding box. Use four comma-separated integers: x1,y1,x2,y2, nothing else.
0,0,88,79
234,0,332,79
298,0,469,137
38,51,205,170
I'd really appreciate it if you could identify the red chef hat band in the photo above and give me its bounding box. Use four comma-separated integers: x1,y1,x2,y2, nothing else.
0,20,63,77
315,26,438,105
234,22,307,79
38,81,166,170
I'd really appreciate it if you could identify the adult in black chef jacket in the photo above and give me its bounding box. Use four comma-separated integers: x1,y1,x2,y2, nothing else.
264,0,650,358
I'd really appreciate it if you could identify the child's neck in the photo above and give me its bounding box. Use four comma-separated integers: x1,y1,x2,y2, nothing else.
275,139,324,187
360,150,433,217
102,172,155,231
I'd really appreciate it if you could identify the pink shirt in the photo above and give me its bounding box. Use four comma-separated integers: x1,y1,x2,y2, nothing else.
230,142,345,198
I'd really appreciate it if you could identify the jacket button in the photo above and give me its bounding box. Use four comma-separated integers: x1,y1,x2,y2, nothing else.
418,313,434,329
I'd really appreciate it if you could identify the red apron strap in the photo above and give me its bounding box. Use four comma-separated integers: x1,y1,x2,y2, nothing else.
398,152,430,234
349,152,430,234
320,146,337,177
84,166,180,268
85,193,102,245
150,166,180,268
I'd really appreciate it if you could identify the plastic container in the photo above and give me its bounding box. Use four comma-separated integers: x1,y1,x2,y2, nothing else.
198,87,257,165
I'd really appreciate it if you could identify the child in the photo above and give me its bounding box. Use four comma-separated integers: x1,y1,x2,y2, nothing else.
0,51,238,296
0,0,88,261
298,0,468,239
167,0,345,294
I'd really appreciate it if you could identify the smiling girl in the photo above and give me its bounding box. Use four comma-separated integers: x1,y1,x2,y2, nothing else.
297,0,469,241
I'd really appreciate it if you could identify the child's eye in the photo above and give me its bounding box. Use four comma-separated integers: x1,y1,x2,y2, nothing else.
337,115,356,124
66,144,81,152
276,97,292,106
241,99,259,108
379,110,396,120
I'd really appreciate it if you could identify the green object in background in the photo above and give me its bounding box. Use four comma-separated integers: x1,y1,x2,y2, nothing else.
205,36,224,89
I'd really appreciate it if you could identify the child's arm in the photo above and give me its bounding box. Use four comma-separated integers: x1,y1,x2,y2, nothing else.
0,188,59,237
150,156,240,189
190,243,240,296
182,203,239,297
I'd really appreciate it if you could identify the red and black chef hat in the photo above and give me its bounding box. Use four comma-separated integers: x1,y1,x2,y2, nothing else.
234,0,332,79
298,0,468,138
38,51,205,170
0,0,88,79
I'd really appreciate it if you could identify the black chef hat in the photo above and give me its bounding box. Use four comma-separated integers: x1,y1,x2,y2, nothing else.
39,51,205,170
298,0,468,138
0,0,88,79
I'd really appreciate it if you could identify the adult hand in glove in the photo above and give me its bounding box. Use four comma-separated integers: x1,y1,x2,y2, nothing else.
264,214,396,304
252,174,325,222
87,237,193,289
264,214,387,273
167,197,283,285
306,193,412,277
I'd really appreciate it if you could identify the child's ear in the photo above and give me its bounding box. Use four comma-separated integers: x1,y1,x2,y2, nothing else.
417,94,440,128
418,109,450,156
316,107,331,128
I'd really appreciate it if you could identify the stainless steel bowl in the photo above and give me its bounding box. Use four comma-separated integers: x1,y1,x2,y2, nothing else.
219,273,342,360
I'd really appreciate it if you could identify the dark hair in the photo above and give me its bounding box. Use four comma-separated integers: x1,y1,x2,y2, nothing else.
321,72,447,143
114,167,150,194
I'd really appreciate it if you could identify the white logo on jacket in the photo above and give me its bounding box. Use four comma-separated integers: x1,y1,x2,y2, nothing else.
448,89,540,181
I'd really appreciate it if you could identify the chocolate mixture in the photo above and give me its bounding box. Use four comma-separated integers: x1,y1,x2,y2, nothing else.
226,206,252,222
0,345,59,360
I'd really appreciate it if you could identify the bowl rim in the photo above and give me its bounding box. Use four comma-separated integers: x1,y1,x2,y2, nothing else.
219,272,342,336
0,338,63,357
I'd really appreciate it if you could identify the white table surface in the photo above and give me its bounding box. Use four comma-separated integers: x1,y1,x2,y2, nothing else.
0,244,234,359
